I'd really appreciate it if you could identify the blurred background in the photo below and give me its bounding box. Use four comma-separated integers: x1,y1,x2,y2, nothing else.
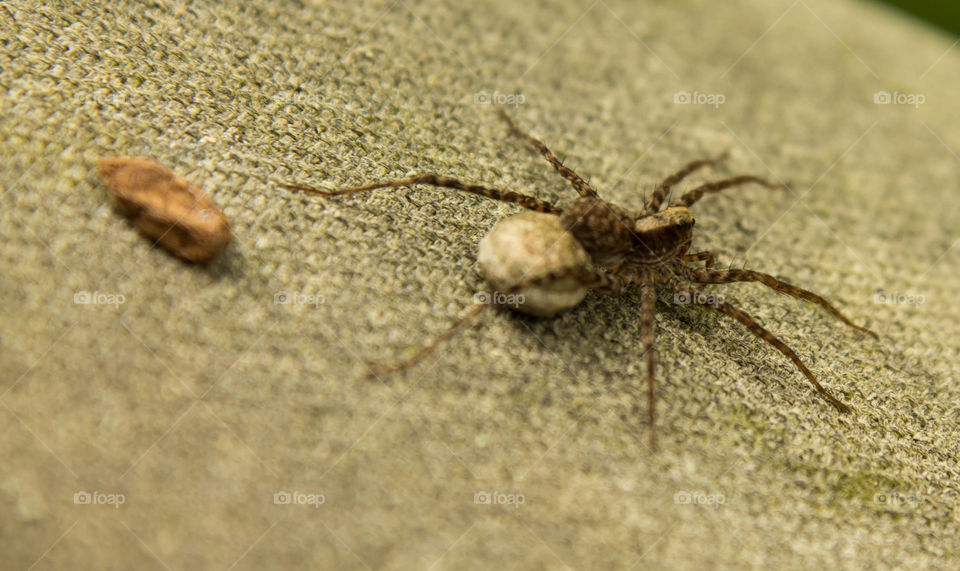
882,0,960,35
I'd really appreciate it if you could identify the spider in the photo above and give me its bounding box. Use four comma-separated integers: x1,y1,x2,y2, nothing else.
282,110,877,448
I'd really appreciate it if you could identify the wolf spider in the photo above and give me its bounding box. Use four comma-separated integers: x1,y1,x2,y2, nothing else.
283,110,877,448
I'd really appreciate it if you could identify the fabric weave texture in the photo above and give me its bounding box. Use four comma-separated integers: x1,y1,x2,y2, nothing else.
2,0,958,568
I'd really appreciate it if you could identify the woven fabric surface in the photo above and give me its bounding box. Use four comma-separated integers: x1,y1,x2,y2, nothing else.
2,0,959,568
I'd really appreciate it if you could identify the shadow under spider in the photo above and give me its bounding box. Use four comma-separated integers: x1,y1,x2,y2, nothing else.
282,110,878,449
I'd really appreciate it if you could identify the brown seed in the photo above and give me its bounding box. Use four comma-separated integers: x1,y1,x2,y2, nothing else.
97,157,232,263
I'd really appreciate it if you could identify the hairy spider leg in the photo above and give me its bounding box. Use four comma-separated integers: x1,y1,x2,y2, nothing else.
366,303,489,378
641,153,728,215
682,251,716,268
671,282,852,412
282,174,562,215
502,265,625,296
498,109,600,199
672,175,786,208
639,283,658,449
363,265,623,379
686,268,877,339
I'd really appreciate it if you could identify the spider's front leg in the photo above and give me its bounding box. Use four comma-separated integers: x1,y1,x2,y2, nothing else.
641,154,728,215
683,251,716,269
671,175,786,208
669,282,852,413
685,267,877,338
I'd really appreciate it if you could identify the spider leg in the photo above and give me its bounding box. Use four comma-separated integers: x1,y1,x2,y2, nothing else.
368,266,622,377
686,268,878,339
671,282,851,412
366,303,488,378
281,174,562,215
683,251,715,268
497,109,600,199
639,282,658,449
641,153,728,215
670,175,785,208
503,265,624,296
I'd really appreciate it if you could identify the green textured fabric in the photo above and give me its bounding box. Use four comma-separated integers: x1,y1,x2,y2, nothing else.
2,0,959,568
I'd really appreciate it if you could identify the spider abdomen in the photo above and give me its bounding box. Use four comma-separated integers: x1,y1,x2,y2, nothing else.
560,198,635,265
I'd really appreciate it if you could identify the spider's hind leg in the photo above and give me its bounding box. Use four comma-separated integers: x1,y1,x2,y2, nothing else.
282,174,562,214
365,303,488,379
368,265,623,379
497,109,599,199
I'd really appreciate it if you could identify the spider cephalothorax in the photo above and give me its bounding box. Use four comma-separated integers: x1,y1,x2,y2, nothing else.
558,197,696,271
283,110,877,448
632,206,695,262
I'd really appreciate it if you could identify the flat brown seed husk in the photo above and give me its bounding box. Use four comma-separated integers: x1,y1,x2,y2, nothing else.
97,156,232,263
